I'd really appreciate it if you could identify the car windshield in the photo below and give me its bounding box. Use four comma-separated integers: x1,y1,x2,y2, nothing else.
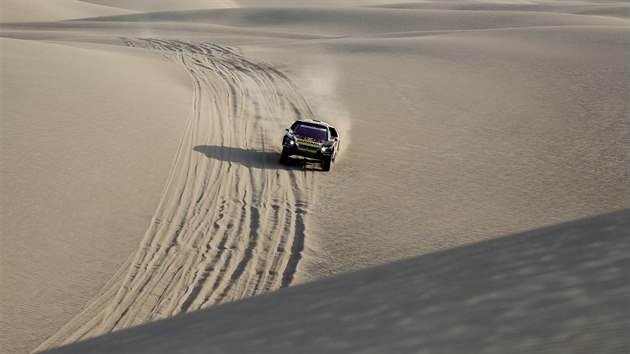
294,125,328,141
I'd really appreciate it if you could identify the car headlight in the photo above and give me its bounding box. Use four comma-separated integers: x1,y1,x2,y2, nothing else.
320,143,334,153
283,136,296,146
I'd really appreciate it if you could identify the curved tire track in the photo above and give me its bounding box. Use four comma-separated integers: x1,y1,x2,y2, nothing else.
35,38,316,350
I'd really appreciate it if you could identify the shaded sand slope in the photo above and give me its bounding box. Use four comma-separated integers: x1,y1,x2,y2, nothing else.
371,0,630,19
2,3,624,43
80,0,238,12
232,0,425,7
43,210,630,354
73,7,628,36
0,38,191,354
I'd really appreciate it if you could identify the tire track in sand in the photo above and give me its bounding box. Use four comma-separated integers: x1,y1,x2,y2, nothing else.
35,38,316,351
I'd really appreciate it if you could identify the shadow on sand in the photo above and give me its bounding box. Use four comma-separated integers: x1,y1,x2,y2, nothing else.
43,210,630,354
193,145,324,171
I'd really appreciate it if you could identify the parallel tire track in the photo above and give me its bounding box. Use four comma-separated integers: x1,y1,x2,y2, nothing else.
35,38,316,351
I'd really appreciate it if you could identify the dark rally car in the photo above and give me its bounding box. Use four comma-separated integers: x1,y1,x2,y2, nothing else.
280,119,340,171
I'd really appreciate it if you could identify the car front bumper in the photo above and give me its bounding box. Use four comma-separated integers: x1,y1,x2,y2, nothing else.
282,142,332,161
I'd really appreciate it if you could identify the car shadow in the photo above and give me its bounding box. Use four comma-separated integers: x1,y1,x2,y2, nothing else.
193,145,324,171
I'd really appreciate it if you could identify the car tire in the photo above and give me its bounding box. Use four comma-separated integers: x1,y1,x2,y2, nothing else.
280,148,289,164
322,156,331,171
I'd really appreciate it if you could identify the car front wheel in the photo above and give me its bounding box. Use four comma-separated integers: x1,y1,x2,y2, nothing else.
280,148,289,165
322,156,331,171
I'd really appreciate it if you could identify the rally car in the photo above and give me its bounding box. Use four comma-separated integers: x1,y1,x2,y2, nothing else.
280,119,340,171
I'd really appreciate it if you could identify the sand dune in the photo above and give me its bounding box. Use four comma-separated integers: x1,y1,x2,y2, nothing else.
245,23,630,280
33,38,318,351
0,38,191,354
0,0,136,23
71,7,627,36
1,1,628,353
372,0,630,19
42,210,630,354
80,0,238,12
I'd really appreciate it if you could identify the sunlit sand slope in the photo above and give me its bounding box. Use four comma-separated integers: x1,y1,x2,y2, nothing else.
0,38,191,354
34,38,317,351
0,0,135,22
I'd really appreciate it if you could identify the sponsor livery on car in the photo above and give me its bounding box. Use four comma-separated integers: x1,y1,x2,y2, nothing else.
280,119,340,171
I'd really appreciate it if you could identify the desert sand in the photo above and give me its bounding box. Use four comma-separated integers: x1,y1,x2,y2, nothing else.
1,1,628,353
43,210,630,353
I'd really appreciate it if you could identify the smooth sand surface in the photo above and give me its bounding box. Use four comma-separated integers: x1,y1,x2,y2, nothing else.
1,1,628,353
43,210,630,354
0,1,135,23
80,0,238,12
1,39,191,353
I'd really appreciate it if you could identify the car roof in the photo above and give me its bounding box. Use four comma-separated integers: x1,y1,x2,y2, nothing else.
297,119,335,129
